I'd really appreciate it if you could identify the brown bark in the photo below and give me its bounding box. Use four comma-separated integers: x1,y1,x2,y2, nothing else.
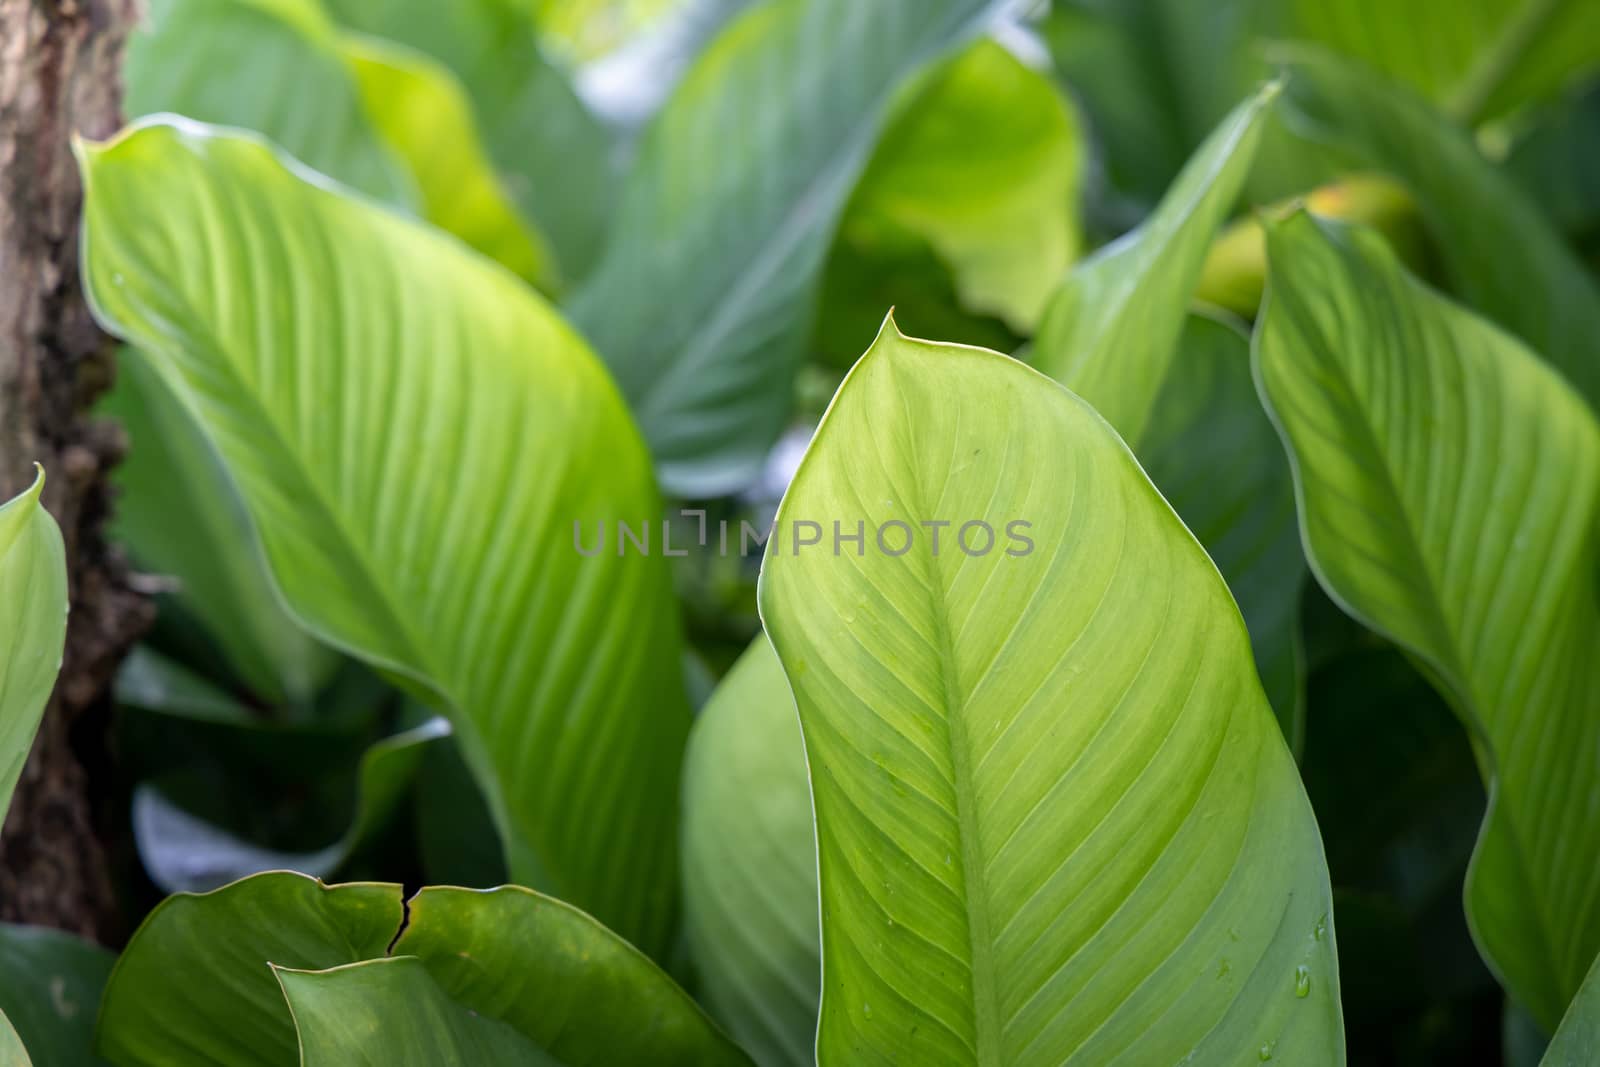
0,0,149,941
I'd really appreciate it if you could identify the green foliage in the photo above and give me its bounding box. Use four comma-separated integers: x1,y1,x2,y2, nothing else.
758,322,1341,1063
3,1,1597,1062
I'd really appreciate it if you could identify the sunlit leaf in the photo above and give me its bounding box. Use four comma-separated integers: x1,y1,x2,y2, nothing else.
0,469,67,823
758,320,1343,1064
1255,212,1600,1030
78,119,689,956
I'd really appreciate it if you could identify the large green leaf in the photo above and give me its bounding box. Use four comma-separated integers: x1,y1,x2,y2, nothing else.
97,873,750,1067
0,924,116,1067
341,35,557,292
570,0,1010,495
1140,314,1305,748
125,0,411,204
1031,86,1273,446
103,349,337,706
1544,953,1600,1065
393,885,751,1065
320,0,616,281
758,321,1343,1063
96,874,401,1066
1285,0,1600,122
0,469,67,822
1276,47,1600,410
275,957,552,1065
840,38,1082,333
1254,212,1600,1030
682,636,819,1067
78,119,690,956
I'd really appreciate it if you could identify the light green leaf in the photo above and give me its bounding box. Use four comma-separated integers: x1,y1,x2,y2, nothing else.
393,885,751,1066
341,35,558,292
0,469,67,823
320,0,616,281
1031,86,1274,446
1254,212,1600,1030
682,636,819,1067
78,118,689,956
1544,952,1600,1065
758,321,1343,1064
1285,0,1600,123
1141,314,1305,749
103,349,337,706
125,0,412,204
0,1010,29,1067
0,924,115,1067
96,873,401,1066
571,0,1011,495
274,957,553,1066
1276,47,1600,410
842,38,1082,333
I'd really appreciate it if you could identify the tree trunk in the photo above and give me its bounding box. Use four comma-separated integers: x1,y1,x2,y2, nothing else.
0,0,149,942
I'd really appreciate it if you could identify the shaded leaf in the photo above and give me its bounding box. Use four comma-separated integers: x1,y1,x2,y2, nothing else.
0,924,115,1067
274,957,553,1065
571,0,1012,495
1255,212,1600,1030
682,636,819,1067
79,119,689,956
1276,46,1600,409
125,0,411,204
758,321,1342,1064
96,874,401,1066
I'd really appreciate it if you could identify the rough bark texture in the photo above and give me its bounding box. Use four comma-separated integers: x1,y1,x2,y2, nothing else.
0,0,148,942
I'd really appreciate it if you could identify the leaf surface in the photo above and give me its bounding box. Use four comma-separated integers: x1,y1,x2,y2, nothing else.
682,636,820,1067
571,0,1012,494
758,321,1343,1064
0,924,115,1067
0,470,68,822
79,119,689,955
1255,212,1600,1029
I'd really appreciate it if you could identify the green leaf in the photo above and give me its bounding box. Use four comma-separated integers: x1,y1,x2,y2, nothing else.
0,924,116,1067
274,957,554,1065
757,321,1343,1064
393,885,751,1066
96,873,402,1066
1140,313,1305,749
78,119,690,956
1254,212,1600,1030
1504,82,1600,237
571,0,1011,495
125,0,412,204
98,873,749,1066
0,469,67,823
1031,86,1274,447
341,35,558,292
1284,0,1600,123
1544,952,1600,1065
1276,47,1600,410
682,636,819,1067
842,39,1082,333
0,1010,29,1067
103,349,337,706
320,0,616,281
